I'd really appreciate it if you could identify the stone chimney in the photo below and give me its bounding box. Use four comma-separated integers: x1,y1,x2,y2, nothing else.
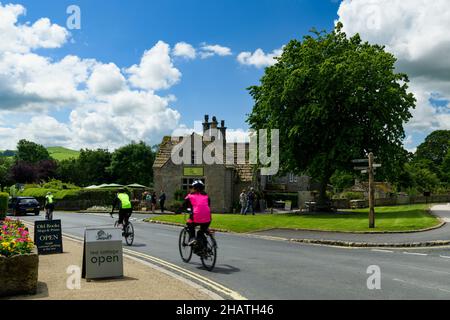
202,115,210,132
211,116,218,129
219,120,227,141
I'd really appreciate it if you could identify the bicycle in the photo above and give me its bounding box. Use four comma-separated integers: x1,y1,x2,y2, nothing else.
110,211,135,246
45,205,54,221
178,211,217,271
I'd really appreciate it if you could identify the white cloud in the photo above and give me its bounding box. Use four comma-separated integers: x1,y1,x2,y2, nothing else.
0,4,183,150
173,42,196,59
126,41,181,91
337,0,450,145
199,44,232,59
87,63,126,96
237,48,282,68
0,4,68,53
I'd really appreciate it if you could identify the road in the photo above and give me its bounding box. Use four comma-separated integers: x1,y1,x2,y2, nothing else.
19,206,450,300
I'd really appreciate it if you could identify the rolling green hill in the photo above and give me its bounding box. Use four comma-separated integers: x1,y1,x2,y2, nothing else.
47,147,80,161
0,146,80,160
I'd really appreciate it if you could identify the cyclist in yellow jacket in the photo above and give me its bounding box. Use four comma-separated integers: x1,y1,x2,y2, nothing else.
111,189,133,231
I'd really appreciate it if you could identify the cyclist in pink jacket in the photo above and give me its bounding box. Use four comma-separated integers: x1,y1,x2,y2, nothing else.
183,180,212,247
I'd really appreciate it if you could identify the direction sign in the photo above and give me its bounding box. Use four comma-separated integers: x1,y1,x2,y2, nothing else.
354,166,369,170
352,159,369,164
373,164,382,168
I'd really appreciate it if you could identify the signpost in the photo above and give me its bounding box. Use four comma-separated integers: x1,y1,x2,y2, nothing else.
352,153,381,229
284,200,292,211
82,228,123,281
34,220,63,255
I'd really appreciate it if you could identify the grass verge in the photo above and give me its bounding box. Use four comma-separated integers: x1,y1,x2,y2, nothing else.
147,204,441,233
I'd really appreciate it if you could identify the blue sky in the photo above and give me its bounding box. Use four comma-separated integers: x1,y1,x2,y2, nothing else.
18,0,339,129
0,0,449,151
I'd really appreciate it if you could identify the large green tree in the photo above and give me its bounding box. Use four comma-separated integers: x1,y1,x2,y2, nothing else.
15,140,50,164
414,130,450,175
441,151,450,183
109,141,155,186
247,23,416,206
0,157,13,191
77,149,113,186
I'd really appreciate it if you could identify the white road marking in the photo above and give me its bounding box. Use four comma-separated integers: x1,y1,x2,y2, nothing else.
403,252,428,256
440,255,450,259
393,278,450,294
371,249,394,253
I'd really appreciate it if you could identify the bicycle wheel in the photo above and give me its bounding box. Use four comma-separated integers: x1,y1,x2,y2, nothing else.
201,234,217,271
179,228,193,263
125,223,134,246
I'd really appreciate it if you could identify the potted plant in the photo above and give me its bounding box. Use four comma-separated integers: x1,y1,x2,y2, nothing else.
0,218,38,297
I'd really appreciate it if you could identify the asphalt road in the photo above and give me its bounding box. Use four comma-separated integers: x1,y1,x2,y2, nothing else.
19,207,450,300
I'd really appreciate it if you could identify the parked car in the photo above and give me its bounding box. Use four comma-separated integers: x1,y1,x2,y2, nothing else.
8,197,41,216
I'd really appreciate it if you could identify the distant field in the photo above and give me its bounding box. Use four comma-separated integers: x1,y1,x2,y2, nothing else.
47,147,80,161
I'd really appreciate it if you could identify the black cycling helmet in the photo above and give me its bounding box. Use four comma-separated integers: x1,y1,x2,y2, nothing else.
191,180,205,191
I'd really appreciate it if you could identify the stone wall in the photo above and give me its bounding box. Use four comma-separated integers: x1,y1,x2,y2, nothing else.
329,194,450,210
0,248,38,297
154,162,236,213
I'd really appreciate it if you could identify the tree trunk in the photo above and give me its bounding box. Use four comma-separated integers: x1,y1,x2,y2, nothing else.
316,173,332,212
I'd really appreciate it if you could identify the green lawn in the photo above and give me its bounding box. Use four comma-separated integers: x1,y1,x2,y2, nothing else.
148,204,440,233
47,147,80,161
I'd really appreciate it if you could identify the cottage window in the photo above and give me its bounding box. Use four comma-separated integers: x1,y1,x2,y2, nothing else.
182,178,206,191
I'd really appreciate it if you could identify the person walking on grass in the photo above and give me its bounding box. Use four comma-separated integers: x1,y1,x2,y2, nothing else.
240,189,247,215
244,188,256,216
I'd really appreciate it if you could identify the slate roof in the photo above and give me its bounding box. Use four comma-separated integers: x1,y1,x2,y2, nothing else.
153,136,254,183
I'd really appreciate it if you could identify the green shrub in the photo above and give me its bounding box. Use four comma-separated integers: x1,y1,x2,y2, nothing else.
0,192,8,220
174,189,186,201
335,192,364,200
166,200,184,213
18,187,128,205
20,188,59,199
42,179,79,190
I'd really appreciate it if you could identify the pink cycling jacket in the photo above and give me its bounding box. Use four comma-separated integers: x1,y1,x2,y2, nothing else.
185,193,212,224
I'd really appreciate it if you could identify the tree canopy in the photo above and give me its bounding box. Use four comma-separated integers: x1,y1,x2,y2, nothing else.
15,140,50,164
109,141,154,186
247,23,416,204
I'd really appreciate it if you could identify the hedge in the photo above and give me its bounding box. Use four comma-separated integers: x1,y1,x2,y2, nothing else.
18,188,131,203
0,193,8,220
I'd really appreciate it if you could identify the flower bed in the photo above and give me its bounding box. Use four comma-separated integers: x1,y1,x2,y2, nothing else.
0,218,34,257
0,218,38,297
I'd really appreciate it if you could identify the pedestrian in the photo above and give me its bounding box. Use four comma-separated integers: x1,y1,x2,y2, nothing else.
239,189,247,215
145,192,152,212
159,190,166,213
151,192,157,213
244,188,256,216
